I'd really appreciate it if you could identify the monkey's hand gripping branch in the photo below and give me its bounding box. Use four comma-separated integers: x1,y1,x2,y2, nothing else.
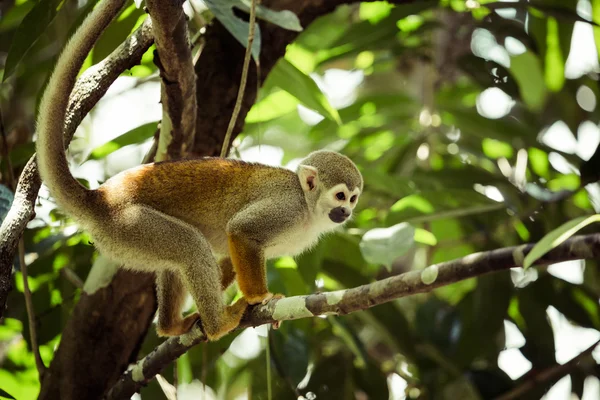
105,232,600,399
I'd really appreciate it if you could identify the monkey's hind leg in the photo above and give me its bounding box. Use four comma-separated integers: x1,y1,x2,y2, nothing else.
106,205,247,340
156,270,200,337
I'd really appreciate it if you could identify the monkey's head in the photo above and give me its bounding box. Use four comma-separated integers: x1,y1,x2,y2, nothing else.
297,150,363,225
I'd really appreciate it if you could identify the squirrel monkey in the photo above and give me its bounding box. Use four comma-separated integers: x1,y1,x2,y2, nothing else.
35,0,363,340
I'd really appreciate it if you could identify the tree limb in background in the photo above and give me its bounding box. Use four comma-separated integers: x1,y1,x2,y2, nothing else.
0,16,154,318
145,0,197,160
106,233,600,398
495,339,600,400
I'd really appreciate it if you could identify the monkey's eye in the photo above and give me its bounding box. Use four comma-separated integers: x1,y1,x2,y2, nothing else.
350,195,357,203
336,192,345,200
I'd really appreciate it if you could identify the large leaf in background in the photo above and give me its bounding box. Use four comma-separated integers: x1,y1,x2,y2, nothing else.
415,297,461,353
387,190,503,225
352,358,389,399
359,222,415,270
204,0,302,60
454,274,512,367
0,1,34,33
321,1,438,63
322,261,418,359
361,169,414,198
267,58,341,123
438,105,535,143
510,51,548,111
458,55,520,99
526,0,578,93
270,328,310,385
300,352,353,398
524,214,600,269
580,143,600,184
518,282,556,368
88,122,158,160
480,13,537,52
295,244,324,291
248,350,297,400
310,93,418,138
3,0,63,81
320,234,367,273
21,283,62,348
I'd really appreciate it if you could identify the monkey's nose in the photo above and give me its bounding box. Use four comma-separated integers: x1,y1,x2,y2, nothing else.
329,206,350,223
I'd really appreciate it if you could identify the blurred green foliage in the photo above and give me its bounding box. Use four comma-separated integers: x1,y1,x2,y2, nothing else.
1,0,600,399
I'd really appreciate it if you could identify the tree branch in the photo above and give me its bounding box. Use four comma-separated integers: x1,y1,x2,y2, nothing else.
106,233,600,398
145,0,197,159
0,16,154,318
495,339,600,400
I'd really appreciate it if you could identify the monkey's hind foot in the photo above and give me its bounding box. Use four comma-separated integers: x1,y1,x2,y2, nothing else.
246,292,285,306
204,298,249,341
157,312,201,337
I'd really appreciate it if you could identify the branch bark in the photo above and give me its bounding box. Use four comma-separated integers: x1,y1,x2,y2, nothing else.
145,0,197,159
106,233,600,399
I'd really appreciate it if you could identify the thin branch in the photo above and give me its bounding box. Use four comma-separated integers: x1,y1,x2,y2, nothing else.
106,233,600,399
59,267,84,289
0,17,154,318
18,239,45,379
220,0,258,158
145,0,197,159
495,339,600,400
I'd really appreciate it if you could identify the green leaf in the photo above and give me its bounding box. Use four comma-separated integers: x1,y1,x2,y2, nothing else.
88,122,157,160
0,1,34,33
359,222,415,270
580,143,600,184
593,0,600,58
482,138,513,159
458,55,520,99
0,387,16,400
237,0,302,31
524,215,600,269
454,274,512,367
203,0,261,60
3,0,63,81
510,51,547,111
268,58,341,123
204,0,302,61
544,17,565,92
387,191,504,225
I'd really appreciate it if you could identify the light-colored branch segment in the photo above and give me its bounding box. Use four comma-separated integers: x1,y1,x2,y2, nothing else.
106,232,600,399
145,0,197,159
0,17,154,317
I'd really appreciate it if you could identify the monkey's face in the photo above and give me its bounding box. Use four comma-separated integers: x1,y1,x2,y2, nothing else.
320,183,361,224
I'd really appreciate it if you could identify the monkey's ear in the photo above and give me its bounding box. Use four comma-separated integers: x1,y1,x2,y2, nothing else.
298,165,318,192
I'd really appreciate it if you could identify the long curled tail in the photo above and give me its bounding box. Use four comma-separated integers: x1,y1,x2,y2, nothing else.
36,0,125,221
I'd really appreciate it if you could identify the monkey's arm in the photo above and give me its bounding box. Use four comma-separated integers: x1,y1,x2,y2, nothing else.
226,199,303,304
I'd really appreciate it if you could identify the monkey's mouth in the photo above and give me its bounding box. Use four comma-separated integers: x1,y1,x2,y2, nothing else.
329,207,350,223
